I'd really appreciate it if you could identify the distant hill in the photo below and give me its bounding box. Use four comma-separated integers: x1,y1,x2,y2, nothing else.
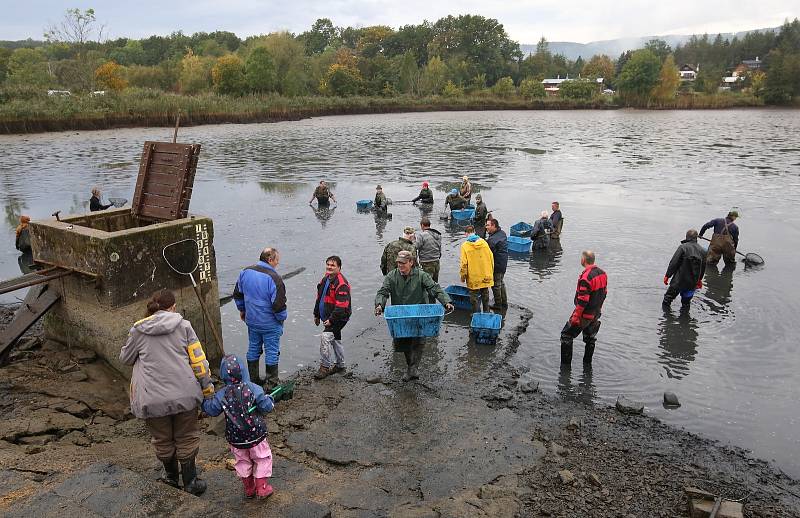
521,27,779,60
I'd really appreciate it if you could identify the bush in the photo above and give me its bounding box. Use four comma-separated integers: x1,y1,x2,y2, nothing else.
519,78,545,99
558,80,596,100
492,76,515,97
442,80,463,97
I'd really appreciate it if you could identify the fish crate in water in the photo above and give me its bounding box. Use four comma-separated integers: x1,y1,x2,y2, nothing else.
470,312,502,345
384,304,445,338
451,208,475,221
507,235,532,253
510,221,533,237
356,199,373,211
445,285,472,310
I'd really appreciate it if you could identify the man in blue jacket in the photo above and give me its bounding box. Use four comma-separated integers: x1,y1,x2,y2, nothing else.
233,248,287,391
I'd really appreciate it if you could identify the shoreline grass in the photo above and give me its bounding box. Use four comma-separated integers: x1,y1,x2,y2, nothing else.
0,89,769,134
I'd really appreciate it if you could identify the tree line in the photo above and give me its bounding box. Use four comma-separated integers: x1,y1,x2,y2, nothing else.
0,9,798,106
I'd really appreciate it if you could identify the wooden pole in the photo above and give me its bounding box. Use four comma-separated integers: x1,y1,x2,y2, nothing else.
172,112,181,144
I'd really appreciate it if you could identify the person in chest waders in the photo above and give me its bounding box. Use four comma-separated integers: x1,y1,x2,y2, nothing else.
700,210,739,267
662,229,706,309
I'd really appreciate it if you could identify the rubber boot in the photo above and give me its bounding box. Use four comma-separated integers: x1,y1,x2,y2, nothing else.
247,360,263,385
159,455,180,488
583,342,595,365
255,478,274,499
408,348,422,380
179,452,207,496
560,339,573,365
402,351,413,381
242,475,256,499
263,364,280,393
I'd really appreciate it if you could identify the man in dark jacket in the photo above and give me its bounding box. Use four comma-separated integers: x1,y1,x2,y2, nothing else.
90,187,112,211
550,201,564,240
561,250,607,366
445,189,468,211
374,185,389,214
473,194,489,238
233,247,288,391
411,182,434,204
309,181,336,207
663,229,706,308
532,211,554,250
313,255,352,379
485,218,508,309
375,250,453,381
700,210,739,266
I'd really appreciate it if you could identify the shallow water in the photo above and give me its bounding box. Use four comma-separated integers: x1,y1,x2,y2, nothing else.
1,109,799,476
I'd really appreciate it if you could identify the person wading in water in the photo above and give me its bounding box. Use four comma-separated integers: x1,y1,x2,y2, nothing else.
700,210,739,267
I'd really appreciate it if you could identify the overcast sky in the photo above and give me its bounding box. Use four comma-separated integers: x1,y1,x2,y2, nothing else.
2,0,797,43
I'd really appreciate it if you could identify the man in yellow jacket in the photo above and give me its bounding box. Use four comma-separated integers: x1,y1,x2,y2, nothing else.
459,225,494,313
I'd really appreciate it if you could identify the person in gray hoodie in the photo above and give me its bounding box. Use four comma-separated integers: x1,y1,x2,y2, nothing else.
120,289,215,495
415,216,443,281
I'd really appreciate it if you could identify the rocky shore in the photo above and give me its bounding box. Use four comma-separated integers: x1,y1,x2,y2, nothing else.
1,302,798,517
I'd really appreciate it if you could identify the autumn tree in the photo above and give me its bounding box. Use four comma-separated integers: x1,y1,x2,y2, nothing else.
582,54,614,82
179,49,211,94
211,54,246,95
419,55,447,95
94,61,128,91
616,49,661,104
519,78,545,99
651,55,680,102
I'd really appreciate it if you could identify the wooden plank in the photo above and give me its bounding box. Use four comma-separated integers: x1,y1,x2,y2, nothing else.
133,141,200,222
147,163,185,178
138,205,176,220
141,192,178,210
142,182,178,197
0,284,60,363
150,153,183,167
150,142,193,154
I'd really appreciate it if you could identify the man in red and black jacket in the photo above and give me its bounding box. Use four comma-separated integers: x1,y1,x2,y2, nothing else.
561,250,607,366
313,255,352,379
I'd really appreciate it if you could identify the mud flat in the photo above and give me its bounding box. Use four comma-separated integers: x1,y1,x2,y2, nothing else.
0,303,798,517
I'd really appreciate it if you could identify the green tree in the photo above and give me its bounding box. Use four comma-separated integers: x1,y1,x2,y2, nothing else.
651,54,680,101
5,47,51,87
558,79,596,100
582,54,614,82
419,55,447,95
442,80,463,97
616,49,661,103
0,48,11,83
260,32,309,96
519,77,545,99
763,49,800,104
244,46,277,93
398,50,419,94
211,54,246,95
321,63,362,96
179,49,211,94
644,39,672,62
300,18,337,55
696,65,723,94
492,76,515,97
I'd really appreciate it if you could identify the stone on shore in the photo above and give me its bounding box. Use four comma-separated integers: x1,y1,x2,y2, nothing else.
615,396,644,415
663,391,681,407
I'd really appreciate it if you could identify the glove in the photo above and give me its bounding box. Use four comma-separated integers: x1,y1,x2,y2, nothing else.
375,306,383,316
445,303,454,312
696,279,703,289
663,276,669,285
314,317,320,326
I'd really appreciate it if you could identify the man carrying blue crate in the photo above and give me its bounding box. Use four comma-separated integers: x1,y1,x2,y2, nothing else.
375,250,453,381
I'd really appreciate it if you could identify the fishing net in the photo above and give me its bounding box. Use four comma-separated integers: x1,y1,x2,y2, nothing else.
108,197,128,208
744,253,764,266
163,239,199,276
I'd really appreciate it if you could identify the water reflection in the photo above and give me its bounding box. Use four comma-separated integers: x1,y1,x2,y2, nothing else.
17,251,35,274
529,243,562,279
657,306,699,379
310,205,336,228
557,364,597,404
259,181,306,195
704,263,736,313
374,212,389,239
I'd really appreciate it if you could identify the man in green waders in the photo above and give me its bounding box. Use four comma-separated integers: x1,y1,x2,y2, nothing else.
375,251,453,381
699,210,739,267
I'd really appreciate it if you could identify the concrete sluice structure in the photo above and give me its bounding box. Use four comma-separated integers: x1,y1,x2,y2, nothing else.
28,207,223,377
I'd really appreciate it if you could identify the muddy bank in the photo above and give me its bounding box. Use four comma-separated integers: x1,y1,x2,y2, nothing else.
1,303,798,517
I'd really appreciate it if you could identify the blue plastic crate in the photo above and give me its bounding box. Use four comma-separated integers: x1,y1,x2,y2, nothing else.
445,285,472,311
384,304,445,338
356,199,373,210
470,312,502,344
451,208,475,221
507,235,532,253
510,221,533,238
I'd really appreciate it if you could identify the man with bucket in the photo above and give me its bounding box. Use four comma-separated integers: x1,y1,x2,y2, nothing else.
700,210,740,267
375,251,453,381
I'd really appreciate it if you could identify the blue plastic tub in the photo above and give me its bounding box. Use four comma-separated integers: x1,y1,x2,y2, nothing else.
451,208,475,221
507,235,532,253
471,313,502,345
384,304,445,338
510,221,533,238
445,285,472,311
356,199,373,210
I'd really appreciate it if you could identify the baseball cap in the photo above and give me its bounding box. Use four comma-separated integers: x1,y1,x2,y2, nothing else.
396,250,413,263
403,226,415,235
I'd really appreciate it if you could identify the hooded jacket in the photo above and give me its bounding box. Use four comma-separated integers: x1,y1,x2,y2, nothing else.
120,311,214,419
459,235,494,290
381,237,416,275
486,228,508,274
415,228,442,263
532,217,554,249
411,188,434,204
202,355,273,449
375,267,451,309
665,238,707,291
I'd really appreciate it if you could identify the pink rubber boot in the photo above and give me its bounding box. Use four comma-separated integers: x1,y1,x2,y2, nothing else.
242,475,256,499
255,478,274,498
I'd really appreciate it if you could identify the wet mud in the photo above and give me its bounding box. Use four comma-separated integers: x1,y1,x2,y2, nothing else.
1,304,799,517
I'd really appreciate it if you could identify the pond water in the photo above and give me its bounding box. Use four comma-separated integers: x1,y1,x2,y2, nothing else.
1,109,799,476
